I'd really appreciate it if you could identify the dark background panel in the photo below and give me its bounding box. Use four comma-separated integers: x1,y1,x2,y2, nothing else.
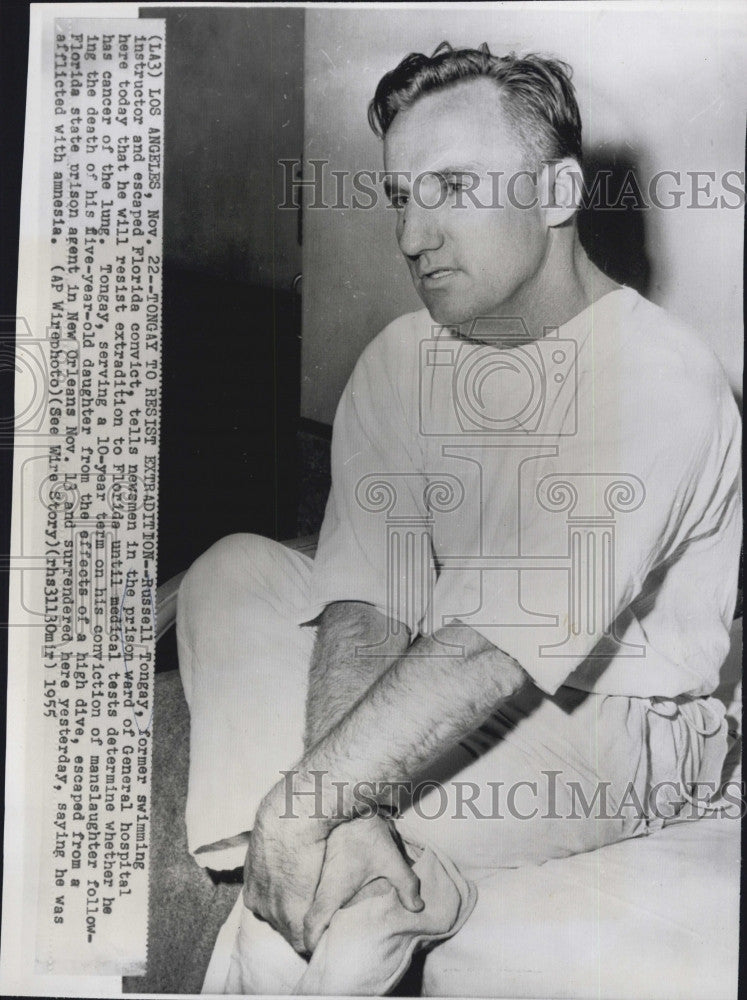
140,7,305,585
143,6,304,289
154,269,301,584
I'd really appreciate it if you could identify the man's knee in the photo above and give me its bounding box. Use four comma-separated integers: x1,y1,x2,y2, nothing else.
177,532,281,624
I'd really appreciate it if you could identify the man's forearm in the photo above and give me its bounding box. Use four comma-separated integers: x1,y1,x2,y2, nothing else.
245,603,416,950
304,601,410,750
296,623,529,822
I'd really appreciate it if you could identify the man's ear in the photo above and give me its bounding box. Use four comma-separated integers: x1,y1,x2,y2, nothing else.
539,157,583,228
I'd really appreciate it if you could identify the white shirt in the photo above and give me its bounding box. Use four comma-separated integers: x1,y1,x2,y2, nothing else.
303,288,741,698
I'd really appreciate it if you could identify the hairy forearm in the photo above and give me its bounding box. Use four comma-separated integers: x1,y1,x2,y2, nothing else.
296,624,529,824
304,601,410,750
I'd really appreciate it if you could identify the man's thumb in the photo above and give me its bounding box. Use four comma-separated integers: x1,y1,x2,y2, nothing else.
390,859,424,912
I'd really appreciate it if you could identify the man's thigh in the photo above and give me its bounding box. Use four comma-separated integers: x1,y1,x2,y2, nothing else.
176,533,317,866
396,686,652,872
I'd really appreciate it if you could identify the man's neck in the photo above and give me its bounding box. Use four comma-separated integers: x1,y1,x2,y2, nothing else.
455,232,620,347
544,234,621,330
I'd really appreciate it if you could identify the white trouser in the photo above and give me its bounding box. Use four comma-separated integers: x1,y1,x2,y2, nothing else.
176,533,724,878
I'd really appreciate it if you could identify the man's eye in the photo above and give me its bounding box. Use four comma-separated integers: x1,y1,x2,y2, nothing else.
390,193,409,210
443,174,471,195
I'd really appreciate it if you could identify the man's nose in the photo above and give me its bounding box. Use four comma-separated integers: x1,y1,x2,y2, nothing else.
397,199,443,258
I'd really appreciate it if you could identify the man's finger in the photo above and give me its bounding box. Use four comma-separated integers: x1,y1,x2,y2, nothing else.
303,875,359,953
387,853,424,912
289,920,309,956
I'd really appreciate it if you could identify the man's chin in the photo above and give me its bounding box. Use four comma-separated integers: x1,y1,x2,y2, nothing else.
422,297,533,345
422,299,474,329
418,286,505,333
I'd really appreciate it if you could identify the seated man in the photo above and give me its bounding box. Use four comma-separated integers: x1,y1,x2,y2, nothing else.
176,43,741,993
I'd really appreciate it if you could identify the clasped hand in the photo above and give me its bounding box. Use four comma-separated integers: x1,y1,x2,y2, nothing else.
243,783,423,955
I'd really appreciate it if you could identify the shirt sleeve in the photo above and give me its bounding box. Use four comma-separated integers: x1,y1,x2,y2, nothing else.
430,365,742,697
298,329,431,635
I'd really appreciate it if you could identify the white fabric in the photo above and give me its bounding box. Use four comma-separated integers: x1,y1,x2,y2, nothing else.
423,621,743,999
177,537,313,871
176,534,721,875
176,535,733,995
176,289,741,994
182,594,741,997
202,840,476,996
422,818,740,999
303,288,741,698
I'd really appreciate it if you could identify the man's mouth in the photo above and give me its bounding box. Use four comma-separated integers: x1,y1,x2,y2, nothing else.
420,268,456,284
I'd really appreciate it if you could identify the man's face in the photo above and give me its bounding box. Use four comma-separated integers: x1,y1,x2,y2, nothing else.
383,78,549,329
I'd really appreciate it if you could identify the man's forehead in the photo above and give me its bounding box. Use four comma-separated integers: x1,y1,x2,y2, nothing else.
382,77,524,174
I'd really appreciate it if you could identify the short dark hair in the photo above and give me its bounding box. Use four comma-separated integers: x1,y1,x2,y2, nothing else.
368,41,583,166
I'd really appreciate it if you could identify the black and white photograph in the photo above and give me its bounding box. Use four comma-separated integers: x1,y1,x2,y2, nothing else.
1,2,744,997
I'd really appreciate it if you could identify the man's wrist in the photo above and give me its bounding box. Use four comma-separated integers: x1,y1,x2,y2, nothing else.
266,767,346,832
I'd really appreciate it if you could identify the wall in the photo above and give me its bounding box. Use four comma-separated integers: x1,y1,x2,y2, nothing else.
140,8,306,581
148,6,304,289
301,6,745,425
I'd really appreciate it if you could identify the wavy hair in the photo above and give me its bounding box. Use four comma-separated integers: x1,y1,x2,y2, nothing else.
368,41,582,166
